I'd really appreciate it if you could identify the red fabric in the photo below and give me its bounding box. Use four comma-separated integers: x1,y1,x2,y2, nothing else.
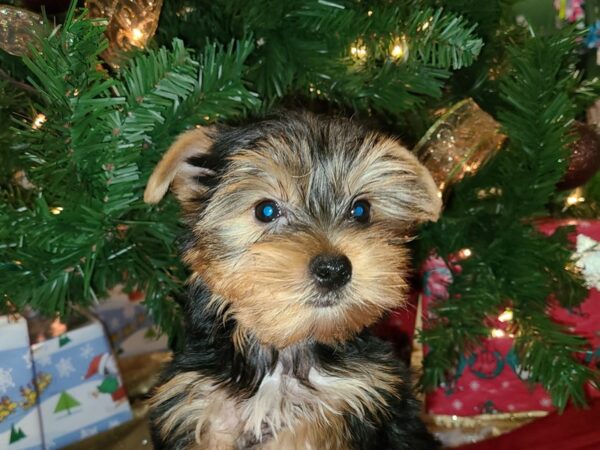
456,401,600,450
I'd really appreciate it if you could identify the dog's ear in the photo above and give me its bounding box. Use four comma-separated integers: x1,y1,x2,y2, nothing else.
388,142,442,224
144,127,217,207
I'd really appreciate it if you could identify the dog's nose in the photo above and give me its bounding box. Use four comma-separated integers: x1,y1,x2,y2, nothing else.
309,254,352,290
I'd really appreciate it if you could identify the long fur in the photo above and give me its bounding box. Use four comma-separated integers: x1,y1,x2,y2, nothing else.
145,113,441,450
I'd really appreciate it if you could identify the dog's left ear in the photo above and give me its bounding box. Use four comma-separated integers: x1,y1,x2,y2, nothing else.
144,127,216,207
388,141,442,224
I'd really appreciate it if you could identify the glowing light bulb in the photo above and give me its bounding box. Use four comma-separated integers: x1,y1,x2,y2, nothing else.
32,113,46,129
350,41,367,60
391,44,404,58
491,329,505,338
458,248,472,259
566,194,585,205
50,206,63,215
130,27,144,45
367,10,373,17
498,309,513,323
390,36,409,61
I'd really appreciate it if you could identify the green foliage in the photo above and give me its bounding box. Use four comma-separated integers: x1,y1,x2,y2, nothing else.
0,4,260,347
417,28,595,410
0,0,597,410
157,0,482,136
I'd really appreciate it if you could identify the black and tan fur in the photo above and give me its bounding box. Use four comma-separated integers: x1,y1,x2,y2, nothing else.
145,113,442,449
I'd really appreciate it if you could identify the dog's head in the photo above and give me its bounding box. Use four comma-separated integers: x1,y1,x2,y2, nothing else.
145,113,441,348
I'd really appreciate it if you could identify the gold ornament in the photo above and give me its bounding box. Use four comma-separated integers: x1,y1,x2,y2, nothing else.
86,0,163,65
0,5,44,56
414,98,506,194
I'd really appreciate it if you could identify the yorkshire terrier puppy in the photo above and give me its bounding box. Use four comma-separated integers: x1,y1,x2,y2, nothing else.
144,112,442,450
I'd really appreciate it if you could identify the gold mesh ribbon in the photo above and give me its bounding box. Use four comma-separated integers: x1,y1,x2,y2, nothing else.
414,98,506,195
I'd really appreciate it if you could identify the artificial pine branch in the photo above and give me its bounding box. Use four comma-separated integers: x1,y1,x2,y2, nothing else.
158,0,482,122
418,27,594,408
0,6,259,342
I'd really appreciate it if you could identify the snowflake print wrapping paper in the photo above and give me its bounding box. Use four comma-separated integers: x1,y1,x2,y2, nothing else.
0,316,44,450
31,320,133,449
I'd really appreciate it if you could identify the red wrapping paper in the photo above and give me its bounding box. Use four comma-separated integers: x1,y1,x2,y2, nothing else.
423,219,600,415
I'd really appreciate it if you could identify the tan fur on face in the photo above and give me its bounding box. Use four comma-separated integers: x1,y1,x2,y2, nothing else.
145,114,441,347
210,225,409,349
151,357,400,450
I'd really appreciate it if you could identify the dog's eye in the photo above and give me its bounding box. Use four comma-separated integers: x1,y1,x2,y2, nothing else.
350,199,371,223
255,200,281,223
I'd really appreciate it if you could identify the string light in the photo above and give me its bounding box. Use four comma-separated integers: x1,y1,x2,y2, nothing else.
350,40,367,60
49,206,63,215
477,187,502,199
130,27,144,46
498,308,513,323
491,329,506,338
390,36,409,61
367,10,373,16
418,17,433,32
32,113,46,129
565,188,585,206
457,248,472,259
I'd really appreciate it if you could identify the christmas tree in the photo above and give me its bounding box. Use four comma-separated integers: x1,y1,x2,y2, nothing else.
53,390,81,415
9,424,26,444
1,0,599,412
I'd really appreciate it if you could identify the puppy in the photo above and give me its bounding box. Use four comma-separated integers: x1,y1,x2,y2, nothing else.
144,112,441,450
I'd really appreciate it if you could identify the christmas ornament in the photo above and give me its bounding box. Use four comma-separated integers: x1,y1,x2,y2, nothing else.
414,98,506,194
585,20,600,49
557,122,600,190
0,5,44,56
86,0,164,65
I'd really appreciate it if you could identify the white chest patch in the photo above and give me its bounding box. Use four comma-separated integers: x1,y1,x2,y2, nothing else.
153,361,396,449
237,362,388,445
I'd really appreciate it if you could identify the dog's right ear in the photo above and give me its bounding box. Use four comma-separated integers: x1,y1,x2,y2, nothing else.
144,127,217,207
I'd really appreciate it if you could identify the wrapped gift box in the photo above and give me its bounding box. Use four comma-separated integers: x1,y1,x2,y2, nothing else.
92,286,168,357
31,320,133,449
420,219,600,417
0,316,44,450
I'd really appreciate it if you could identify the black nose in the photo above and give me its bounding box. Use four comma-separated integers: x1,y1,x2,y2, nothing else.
309,254,352,290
